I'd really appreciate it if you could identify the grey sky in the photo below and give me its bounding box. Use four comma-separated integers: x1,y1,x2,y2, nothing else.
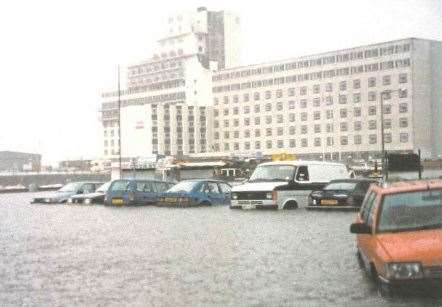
0,0,441,165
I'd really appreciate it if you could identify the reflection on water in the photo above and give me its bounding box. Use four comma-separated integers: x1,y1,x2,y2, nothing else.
0,192,441,306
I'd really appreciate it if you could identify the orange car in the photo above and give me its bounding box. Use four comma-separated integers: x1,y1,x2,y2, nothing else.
350,179,442,296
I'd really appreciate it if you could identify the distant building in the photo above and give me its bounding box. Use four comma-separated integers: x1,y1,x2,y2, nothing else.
58,160,92,172
0,151,42,172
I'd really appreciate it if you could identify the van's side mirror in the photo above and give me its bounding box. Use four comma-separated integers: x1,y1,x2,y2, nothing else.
350,223,372,234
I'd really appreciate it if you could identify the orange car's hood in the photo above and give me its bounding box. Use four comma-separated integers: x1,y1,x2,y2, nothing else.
377,228,442,265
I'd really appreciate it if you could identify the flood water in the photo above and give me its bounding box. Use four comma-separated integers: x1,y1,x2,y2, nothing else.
1,192,441,306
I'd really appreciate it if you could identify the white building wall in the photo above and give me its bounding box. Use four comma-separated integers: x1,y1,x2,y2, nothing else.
223,12,241,68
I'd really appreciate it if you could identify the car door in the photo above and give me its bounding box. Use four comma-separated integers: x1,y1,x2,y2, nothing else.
205,182,224,205
217,182,232,205
357,191,378,268
137,181,156,205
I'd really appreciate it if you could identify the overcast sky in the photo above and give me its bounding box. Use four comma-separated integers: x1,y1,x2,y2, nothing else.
0,0,441,165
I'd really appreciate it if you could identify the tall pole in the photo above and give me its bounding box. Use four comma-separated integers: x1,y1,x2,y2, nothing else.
117,65,122,179
380,91,386,179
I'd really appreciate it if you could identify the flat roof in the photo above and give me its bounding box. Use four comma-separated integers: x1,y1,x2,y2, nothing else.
258,160,346,167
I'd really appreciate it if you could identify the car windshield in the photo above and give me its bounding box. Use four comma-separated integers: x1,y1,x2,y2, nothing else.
249,165,296,182
110,180,131,192
378,189,442,232
324,182,357,191
59,182,83,192
96,181,112,192
167,181,201,193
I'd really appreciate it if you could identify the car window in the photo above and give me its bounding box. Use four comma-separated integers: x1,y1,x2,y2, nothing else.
218,183,231,193
207,182,220,193
135,182,154,193
296,166,309,181
154,182,168,192
361,191,377,225
82,183,95,193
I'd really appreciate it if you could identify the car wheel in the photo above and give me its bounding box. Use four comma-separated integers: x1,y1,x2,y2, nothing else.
377,277,395,299
284,201,298,210
356,251,365,269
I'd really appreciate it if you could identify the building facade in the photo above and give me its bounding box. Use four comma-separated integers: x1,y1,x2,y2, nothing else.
0,151,42,172
212,38,442,160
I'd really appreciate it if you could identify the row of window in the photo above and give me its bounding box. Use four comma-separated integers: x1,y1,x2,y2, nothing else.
213,43,411,82
213,133,410,152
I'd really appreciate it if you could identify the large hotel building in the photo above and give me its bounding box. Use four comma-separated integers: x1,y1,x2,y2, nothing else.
101,8,442,163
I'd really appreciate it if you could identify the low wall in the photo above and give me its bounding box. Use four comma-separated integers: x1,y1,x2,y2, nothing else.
0,173,111,188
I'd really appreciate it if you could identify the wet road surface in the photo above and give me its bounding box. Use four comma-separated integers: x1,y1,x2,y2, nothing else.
1,192,441,306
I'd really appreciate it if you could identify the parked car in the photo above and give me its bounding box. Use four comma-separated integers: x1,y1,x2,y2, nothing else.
104,179,173,206
230,161,350,210
307,179,378,210
32,182,103,204
67,181,112,205
350,179,442,297
157,179,232,207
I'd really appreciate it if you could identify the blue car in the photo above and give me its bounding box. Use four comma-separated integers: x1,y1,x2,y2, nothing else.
157,179,232,207
104,179,174,206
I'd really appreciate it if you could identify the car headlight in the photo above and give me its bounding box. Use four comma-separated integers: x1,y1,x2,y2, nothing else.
385,262,424,280
232,193,238,200
67,198,73,203
84,198,91,204
266,192,273,199
45,198,51,203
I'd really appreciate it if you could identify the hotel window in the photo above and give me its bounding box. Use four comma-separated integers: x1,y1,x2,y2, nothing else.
277,114,284,123
255,117,260,125
369,134,377,144
224,120,229,128
368,106,377,116
234,131,239,138
244,106,250,114
326,82,333,92
385,133,392,143
383,75,391,85
326,123,334,133
314,111,321,120
288,87,295,96
326,137,334,146
313,97,320,107
244,130,251,138
301,125,308,134
276,89,283,98
369,120,377,130
244,142,251,150
400,133,409,143
325,96,333,105
313,84,320,94
340,108,347,118
234,143,239,150
277,140,284,148
224,132,230,139
254,92,260,100
289,139,296,148
384,119,392,129
289,101,295,109
314,124,321,133
399,117,408,128
277,127,284,135
233,107,239,115
339,95,347,104
399,103,408,113
255,141,261,149
266,116,272,124
265,90,271,99
276,102,283,111
254,104,260,113
214,110,219,117
265,103,272,112
301,138,308,147
353,93,361,103
266,128,272,136
301,112,308,121
399,73,408,84
244,118,250,126
354,135,362,145
214,120,219,128
314,138,321,147
266,140,272,149
289,126,296,135
326,110,333,119
289,113,295,122
354,107,361,117
368,91,376,101
354,121,362,131
340,136,348,145
300,86,307,95
353,79,361,89
384,105,392,114
382,91,391,100
223,109,229,116
233,95,239,103
243,93,250,102
255,129,261,137
368,77,376,87
233,119,239,127
340,122,348,132
339,81,347,91
300,99,307,108
399,89,408,98
223,96,229,103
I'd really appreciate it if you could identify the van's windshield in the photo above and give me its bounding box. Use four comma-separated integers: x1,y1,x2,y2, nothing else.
249,165,296,182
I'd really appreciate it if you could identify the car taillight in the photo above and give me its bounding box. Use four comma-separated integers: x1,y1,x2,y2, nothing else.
129,192,135,201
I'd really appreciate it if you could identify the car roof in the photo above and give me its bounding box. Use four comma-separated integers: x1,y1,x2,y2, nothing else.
258,160,346,167
373,179,442,195
328,178,378,184
179,179,228,183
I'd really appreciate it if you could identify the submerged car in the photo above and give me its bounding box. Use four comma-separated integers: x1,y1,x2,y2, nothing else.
350,180,442,297
307,179,377,210
104,179,173,206
157,179,232,207
32,182,103,204
67,181,112,205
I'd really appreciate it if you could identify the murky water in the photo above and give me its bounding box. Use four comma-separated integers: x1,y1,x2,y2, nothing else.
1,192,440,306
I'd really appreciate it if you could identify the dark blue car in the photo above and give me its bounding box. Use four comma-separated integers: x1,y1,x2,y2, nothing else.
157,179,232,207
104,179,174,206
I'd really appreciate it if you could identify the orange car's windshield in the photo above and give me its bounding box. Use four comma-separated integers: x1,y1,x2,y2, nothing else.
378,189,442,233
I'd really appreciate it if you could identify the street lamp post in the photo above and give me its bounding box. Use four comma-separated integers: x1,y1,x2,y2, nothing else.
380,91,387,179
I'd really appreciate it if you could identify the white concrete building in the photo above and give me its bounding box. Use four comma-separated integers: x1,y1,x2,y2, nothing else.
212,38,442,160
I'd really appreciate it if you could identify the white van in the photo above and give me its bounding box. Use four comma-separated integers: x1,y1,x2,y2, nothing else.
230,160,350,210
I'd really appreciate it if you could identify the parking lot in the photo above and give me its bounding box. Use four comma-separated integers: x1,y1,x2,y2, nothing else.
1,192,441,306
